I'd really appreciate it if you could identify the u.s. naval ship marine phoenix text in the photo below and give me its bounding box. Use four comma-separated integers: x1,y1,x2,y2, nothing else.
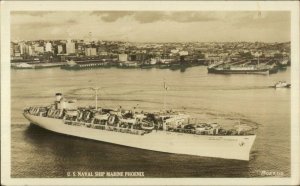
23,93,256,161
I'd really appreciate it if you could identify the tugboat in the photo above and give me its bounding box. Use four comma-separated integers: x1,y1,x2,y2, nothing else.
23,91,256,161
274,81,291,88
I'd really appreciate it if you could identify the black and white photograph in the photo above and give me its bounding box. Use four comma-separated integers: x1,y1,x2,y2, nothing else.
1,1,299,185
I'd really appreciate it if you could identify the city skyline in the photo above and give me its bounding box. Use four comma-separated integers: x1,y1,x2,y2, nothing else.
11,11,290,43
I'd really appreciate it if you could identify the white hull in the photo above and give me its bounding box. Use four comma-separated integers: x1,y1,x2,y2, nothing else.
24,113,256,161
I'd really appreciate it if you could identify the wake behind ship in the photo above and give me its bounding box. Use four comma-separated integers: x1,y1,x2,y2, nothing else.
23,93,256,161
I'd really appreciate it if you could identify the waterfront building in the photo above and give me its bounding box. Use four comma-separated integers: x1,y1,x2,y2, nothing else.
128,54,137,61
204,53,221,64
118,53,128,62
13,45,21,57
171,49,179,54
75,42,85,56
18,42,29,55
99,51,108,56
34,46,45,54
45,42,52,52
57,45,63,54
135,53,147,61
85,48,97,56
66,39,75,54
218,53,229,60
33,43,40,48
28,46,34,56
179,51,189,56
18,43,24,55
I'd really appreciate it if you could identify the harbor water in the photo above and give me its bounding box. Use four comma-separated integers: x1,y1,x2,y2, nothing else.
11,66,291,178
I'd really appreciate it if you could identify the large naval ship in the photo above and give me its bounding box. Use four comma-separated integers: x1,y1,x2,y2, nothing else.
23,93,256,161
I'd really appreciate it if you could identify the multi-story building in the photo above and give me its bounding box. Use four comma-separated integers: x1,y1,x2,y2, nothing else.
57,45,63,54
66,39,75,54
85,48,97,56
179,51,188,56
99,51,108,56
28,46,34,56
45,42,52,52
19,42,30,55
35,46,45,54
118,53,128,62
75,42,85,56
13,44,21,57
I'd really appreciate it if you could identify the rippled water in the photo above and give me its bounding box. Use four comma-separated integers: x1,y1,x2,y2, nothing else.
11,66,291,177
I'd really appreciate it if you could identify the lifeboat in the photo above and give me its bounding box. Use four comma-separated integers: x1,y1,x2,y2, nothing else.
82,111,92,121
47,109,55,117
107,114,119,125
141,121,155,130
66,110,78,117
119,118,136,125
77,111,84,120
94,113,110,121
54,110,61,118
134,113,147,120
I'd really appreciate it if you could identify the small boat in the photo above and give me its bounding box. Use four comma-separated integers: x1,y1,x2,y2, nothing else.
11,63,35,69
274,81,291,88
141,121,155,130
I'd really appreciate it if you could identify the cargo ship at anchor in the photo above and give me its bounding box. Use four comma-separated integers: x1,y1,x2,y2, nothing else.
207,58,274,75
23,92,256,161
207,64,270,74
61,60,114,70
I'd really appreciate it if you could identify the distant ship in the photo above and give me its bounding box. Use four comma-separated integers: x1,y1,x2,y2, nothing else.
207,64,270,74
23,92,256,161
207,58,275,75
11,63,35,69
61,60,113,70
11,62,65,69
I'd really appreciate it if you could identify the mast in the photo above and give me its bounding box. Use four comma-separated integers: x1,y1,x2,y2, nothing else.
163,82,168,111
90,87,100,110
257,53,260,65
96,88,98,109
238,120,241,135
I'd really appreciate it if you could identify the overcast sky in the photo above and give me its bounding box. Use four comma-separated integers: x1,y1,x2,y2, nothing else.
11,11,290,42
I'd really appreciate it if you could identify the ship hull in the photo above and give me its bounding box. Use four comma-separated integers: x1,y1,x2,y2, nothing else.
24,113,256,161
61,63,112,70
208,68,269,75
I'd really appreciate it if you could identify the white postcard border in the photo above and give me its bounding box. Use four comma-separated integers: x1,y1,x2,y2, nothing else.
1,1,299,185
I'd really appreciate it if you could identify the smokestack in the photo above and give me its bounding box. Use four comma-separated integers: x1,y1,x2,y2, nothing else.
55,93,63,102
